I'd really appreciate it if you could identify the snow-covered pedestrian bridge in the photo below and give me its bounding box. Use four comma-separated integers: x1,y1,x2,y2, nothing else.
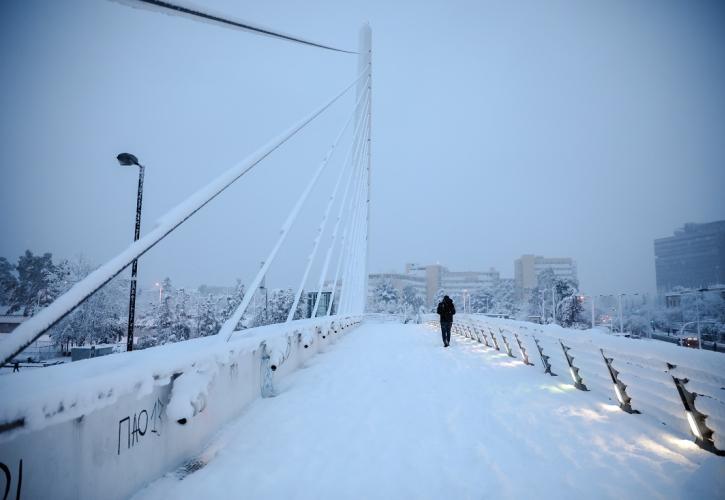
2,316,724,499
1,4,723,498
133,320,724,500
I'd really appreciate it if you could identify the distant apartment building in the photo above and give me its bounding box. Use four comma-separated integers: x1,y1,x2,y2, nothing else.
369,263,500,307
654,220,725,292
514,255,578,300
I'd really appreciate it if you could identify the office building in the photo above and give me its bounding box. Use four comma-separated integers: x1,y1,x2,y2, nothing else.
654,220,725,292
514,255,578,300
369,263,500,307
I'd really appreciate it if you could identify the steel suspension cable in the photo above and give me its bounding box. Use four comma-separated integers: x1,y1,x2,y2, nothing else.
113,0,357,54
286,96,371,322
221,79,370,340
0,70,367,365
338,135,369,314
326,135,368,316
310,110,370,317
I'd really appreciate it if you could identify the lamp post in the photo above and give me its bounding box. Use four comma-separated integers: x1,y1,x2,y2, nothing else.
537,289,548,323
117,153,145,352
676,288,711,349
618,293,624,334
551,287,556,325
576,295,594,328
614,292,640,335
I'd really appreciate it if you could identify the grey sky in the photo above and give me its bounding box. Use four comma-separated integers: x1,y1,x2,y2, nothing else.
1,0,724,297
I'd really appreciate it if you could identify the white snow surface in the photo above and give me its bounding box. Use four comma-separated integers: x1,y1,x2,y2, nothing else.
132,321,724,500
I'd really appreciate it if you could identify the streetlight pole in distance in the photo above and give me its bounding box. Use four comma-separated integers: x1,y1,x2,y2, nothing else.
679,287,710,350
551,287,556,325
618,293,624,334
117,153,145,352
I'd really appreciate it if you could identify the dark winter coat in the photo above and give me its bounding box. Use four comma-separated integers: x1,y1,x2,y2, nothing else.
437,296,456,323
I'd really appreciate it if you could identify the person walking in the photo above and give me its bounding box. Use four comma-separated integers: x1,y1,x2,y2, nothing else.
437,295,456,347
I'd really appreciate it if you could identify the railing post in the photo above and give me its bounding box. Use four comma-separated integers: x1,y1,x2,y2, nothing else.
668,365,724,456
473,325,483,344
500,329,514,358
559,340,588,391
514,333,533,366
488,327,500,351
600,349,638,413
533,336,556,376
480,328,491,348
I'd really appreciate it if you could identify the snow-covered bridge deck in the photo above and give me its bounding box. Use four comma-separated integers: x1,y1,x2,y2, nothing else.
132,321,724,500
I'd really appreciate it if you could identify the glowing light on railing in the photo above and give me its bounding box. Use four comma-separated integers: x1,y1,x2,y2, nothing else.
669,373,724,456
614,385,625,406
600,349,637,413
686,411,703,440
560,340,587,391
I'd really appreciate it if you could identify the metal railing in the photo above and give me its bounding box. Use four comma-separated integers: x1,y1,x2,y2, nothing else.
424,314,725,456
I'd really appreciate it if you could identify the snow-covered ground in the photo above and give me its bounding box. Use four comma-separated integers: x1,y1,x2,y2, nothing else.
132,321,724,500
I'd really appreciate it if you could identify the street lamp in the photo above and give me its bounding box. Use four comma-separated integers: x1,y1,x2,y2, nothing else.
551,287,556,325
576,295,594,328
615,292,639,335
117,153,145,352
675,287,711,350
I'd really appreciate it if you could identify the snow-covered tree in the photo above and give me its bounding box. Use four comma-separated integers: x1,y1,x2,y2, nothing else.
172,288,193,341
138,278,179,348
553,276,580,326
469,287,493,313
0,257,18,306
196,294,221,337
401,285,425,312
557,293,583,327
491,280,519,317
7,250,58,316
371,279,400,313
251,288,306,326
139,293,176,348
625,314,652,337
220,279,245,329
49,256,128,349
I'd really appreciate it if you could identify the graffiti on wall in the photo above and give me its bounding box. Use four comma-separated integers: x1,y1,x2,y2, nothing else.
0,459,22,500
117,397,165,455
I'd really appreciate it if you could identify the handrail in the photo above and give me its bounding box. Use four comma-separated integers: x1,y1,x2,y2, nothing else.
424,313,725,456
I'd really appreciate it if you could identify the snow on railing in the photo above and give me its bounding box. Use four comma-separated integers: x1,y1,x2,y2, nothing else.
0,315,361,439
0,315,362,500
423,314,725,456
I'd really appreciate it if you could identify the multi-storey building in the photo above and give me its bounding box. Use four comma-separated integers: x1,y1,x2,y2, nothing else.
514,255,578,300
654,221,725,292
369,263,500,308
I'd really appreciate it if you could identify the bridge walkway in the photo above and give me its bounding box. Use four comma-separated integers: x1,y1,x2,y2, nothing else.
132,321,722,500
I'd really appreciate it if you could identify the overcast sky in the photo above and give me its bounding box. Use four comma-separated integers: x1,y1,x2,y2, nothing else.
1,0,724,297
